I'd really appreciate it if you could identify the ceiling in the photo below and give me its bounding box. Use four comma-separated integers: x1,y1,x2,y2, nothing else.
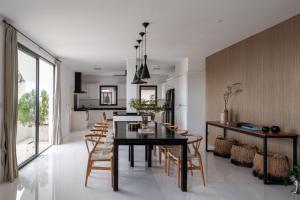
1,0,300,73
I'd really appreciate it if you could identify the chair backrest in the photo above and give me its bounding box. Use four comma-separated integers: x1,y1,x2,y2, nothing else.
175,129,188,136
90,126,108,136
185,134,203,157
84,134,105,153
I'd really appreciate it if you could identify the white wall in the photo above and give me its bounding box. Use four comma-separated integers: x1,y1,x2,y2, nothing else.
61,65,74,138
163,58,206,134
0,17,5,182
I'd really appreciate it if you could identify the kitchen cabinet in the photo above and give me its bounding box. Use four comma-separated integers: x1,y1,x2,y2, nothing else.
71,111,88,131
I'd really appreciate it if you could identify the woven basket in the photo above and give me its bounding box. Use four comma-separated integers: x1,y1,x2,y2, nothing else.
230,143,257,168
252,152,290,182
214,136,237,158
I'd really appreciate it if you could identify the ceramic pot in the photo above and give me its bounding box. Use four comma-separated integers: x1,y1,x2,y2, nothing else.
220,109,229,124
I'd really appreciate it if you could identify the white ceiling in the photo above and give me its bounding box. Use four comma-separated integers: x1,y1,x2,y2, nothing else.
1,0,300,72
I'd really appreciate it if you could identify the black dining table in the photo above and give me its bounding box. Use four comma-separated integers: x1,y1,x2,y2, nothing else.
113,121,188,192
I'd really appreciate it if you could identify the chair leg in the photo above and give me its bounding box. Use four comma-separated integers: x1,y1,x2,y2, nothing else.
164,149,169,173
176,159,180,187
159,148,162,164
153,145,157,156
198,155,206,186
111,158,114,187
167,153,170,176
85,159,91,186
189,160,194,176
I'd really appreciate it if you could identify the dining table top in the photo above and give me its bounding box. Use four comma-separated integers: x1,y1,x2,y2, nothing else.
114,121,187,142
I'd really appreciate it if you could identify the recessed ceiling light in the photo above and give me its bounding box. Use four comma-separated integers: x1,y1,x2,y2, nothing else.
93,67,102,70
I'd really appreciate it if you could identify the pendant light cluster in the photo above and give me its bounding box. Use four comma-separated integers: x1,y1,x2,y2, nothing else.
132,22,150,84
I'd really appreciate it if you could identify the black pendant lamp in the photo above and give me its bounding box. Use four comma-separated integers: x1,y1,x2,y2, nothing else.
140,22,150,79
137,32,145,78
132,44,146,84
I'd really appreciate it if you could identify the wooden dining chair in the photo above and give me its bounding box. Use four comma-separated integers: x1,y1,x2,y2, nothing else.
158,125,187,172
166,134,205,187
84,134,114,187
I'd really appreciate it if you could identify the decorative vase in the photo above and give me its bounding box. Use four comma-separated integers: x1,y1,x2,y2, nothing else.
220,109,229,124
290,176,300,194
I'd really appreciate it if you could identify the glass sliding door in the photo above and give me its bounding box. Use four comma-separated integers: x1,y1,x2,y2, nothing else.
38,59,54,153
17,44,55,167
17,49,37,165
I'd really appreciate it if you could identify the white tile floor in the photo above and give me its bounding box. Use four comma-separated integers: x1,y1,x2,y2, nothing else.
0,131,299,200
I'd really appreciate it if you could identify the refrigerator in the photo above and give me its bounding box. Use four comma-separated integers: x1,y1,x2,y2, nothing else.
164,89,175,125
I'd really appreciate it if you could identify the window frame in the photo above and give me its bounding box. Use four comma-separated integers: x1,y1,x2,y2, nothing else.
17,43,55,169
99,85,118,106
139,85,158,105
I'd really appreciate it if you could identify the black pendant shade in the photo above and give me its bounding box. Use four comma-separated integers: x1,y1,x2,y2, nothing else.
132,44,146,84
140,22,150,79
141,55,150,79
131,22,150,84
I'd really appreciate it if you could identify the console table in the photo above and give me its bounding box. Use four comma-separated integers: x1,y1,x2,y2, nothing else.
206,121,298,184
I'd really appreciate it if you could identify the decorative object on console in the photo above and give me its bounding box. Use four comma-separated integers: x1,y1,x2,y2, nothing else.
271,126,281,133
262,126,270,133
221,82,242,124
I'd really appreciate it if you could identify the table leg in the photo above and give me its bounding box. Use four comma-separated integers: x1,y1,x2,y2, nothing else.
113,144,119,191
148,145,152,167
263,137,268,184
223,128,227,138
130,145,134,167
181,143,188,192
205,123,208,152
293,137,298,166
145,145,148,161
128,145,131,162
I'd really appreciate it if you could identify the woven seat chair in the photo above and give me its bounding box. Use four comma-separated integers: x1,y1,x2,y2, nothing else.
167,134,205,187
84,134,114,187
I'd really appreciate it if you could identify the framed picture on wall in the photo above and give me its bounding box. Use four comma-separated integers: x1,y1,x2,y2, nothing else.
99,85,118,106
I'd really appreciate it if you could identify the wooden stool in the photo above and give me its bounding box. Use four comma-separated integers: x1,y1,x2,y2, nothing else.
214,136,237,158
128,122,141,131
230,143,257,168
252,152,290,182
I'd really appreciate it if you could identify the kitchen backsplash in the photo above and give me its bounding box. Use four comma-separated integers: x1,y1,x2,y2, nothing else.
78,98,126,108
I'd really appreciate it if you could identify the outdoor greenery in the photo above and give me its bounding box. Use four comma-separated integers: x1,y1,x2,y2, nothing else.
18,89,49,127
18,90,36,127
39,90,49,125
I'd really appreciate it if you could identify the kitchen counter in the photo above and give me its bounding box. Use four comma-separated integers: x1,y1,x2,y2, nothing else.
74,107,126,111
113,111,138,116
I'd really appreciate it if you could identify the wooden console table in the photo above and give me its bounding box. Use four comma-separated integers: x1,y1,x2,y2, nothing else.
206,121,298,184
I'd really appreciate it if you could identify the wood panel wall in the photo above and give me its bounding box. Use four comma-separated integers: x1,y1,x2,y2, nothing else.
206,14,300,161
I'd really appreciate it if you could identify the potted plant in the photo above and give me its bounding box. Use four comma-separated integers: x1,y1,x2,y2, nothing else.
129,98,162,127
221,83,242,124
284,165,300,194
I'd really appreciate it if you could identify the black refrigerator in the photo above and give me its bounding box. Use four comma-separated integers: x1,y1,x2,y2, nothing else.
164,89,175,125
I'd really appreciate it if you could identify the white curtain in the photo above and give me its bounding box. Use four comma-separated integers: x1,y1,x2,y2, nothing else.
1,24,18,182
52,60,63,145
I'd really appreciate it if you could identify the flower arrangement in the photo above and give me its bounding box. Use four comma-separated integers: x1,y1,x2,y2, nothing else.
223,82,242,110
